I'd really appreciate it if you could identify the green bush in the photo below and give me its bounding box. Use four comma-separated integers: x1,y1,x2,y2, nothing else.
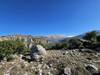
15,40,29,54
6,55,15,62
68,38,83,49
0,40,28,61
50,43,69,50
0,40,14,60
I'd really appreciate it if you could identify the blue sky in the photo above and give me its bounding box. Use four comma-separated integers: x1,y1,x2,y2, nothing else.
0,0,100,36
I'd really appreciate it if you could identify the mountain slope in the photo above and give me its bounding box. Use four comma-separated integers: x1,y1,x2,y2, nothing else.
75,30,100,39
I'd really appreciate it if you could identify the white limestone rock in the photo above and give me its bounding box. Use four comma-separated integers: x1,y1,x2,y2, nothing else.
36,45,47,55
64,67,71,75
30,44,47,60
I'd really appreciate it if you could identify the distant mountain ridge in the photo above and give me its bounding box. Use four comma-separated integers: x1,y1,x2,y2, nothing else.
46,35,66,42
0,30,100,42
0,34,67,43
60,30,100,43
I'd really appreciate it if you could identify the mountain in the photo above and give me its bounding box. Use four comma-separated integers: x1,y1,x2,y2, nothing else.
46,35,66,42
0,34,67,44
75,30,100,39
95,30,100,35
0,30,100,43
61,30,100,43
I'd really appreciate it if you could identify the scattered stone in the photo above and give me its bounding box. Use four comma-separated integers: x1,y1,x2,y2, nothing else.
43,64,50,69
32,53,41,61
47,71,53,75
49,64,53,68
38,69,42,75
85,64,98,74
4,57,7,61
64,67,71,75
19,54,23,59
23,61,29,67
1,61,5,65
66,51,69,54
81,49,95,53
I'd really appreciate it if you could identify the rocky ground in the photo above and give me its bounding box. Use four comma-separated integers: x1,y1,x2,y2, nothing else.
0,49,100,75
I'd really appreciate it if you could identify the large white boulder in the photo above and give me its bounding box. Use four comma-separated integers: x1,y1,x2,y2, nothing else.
30,44,47,60
36,45,47,55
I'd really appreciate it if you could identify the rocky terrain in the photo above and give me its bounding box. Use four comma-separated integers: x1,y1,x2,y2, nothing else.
0,49,100,75
0,30,100,75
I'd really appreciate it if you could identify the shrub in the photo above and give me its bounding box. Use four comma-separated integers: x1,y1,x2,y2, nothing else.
15,40,28,54
51,43,69,50
97,36,100,42
0,40,28,61
6,55,15,61
83,31,97,42
0,40,15,60
68,38,83,49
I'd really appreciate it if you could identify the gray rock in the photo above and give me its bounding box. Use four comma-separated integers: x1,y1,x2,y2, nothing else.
38,69,43,75
29,43,33,49
47,71,53,75
30,45,47,60
64,67,71,75
32,53,41,61
85,64,98,74
36,45,47,55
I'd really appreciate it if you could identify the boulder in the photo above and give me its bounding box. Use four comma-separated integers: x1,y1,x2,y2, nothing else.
36,45,47,55
31,45,47,55
30,45,47,61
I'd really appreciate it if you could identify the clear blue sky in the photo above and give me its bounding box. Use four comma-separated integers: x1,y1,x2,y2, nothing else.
0,0,100,36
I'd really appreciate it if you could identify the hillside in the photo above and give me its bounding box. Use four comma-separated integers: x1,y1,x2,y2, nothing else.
0,31,100,75
75,30,100,39
62,30,100,43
